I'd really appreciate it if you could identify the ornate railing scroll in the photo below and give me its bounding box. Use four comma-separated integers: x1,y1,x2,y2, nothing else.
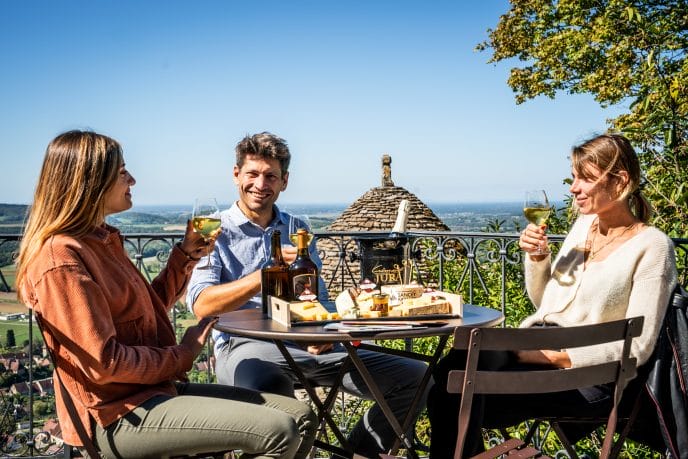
404,231,565,321
309,233,361,295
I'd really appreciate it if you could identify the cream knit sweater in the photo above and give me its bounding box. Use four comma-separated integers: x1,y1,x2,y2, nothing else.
522,213,678,369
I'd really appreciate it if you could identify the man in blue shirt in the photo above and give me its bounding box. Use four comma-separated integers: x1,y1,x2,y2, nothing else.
187,132,429,457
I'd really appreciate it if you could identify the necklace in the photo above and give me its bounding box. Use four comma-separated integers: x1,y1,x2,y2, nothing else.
588,219,637,260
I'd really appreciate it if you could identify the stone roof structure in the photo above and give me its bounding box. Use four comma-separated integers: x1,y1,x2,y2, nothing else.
326,186,449,232
326,155,449,233
317,155,449,297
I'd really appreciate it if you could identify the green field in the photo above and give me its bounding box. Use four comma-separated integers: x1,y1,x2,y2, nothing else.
1,264,15,287
0,320,43,348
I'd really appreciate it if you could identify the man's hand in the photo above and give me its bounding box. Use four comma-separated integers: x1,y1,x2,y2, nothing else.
306,343,334,355
281,245,297,264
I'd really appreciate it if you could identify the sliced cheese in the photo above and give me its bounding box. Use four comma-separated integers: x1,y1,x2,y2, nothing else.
388,294,451,317
289,301,331,322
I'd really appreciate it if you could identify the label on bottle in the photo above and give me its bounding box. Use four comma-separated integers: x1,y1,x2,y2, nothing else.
292,273,318,301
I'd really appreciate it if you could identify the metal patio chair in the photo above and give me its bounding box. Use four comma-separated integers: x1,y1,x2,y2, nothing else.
447,316,644,459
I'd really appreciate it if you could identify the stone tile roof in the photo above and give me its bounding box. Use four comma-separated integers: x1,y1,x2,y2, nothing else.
326,186,449,232
317,156,449,297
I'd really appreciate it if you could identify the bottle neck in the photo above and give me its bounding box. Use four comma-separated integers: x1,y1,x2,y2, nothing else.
296,232,310,256
273,244,284,260
270,231,285,263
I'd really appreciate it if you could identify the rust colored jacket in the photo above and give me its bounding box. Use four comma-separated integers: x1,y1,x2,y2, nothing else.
23,225,196,446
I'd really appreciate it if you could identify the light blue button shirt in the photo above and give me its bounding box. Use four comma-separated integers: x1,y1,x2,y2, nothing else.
186,202,328,348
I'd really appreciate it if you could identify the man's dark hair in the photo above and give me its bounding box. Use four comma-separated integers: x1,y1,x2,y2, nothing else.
235,132,291,177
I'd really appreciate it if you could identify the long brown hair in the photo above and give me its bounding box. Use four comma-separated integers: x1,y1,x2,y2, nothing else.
571,133,651,223
16,130,123,300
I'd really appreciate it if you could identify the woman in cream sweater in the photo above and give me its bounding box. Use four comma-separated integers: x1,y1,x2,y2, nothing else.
427,133,678,458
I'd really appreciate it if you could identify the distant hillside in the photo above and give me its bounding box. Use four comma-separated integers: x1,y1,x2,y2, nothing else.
0,204,28,224
0,204,186,228
108,212,177,225
0,202,535,233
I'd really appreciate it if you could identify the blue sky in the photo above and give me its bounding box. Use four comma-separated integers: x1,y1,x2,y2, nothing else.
0,1,623,207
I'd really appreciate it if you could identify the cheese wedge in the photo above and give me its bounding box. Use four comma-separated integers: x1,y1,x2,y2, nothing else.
335,286,462,318
289,301,332,322
388,294,452,317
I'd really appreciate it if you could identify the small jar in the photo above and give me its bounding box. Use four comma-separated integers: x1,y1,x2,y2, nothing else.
371,293,390,314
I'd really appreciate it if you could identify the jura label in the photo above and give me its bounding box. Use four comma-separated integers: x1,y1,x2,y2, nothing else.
371,263,403,284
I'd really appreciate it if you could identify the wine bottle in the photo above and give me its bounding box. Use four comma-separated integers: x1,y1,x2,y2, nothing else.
390,199,410,236
288,228,319,301
261,230,289,315
390,199,411,284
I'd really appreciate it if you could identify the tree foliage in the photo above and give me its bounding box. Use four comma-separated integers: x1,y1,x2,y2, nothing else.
478,0,688,237
5,330,15,349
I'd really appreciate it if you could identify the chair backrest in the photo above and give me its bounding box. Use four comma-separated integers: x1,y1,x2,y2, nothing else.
643,283,688,458
33,312,101,458
447,317,644,459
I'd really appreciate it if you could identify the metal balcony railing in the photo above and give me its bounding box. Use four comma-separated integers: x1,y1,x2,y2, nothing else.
0,231,686,457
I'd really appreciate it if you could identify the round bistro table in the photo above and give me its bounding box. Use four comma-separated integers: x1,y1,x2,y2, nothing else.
214,303,504,458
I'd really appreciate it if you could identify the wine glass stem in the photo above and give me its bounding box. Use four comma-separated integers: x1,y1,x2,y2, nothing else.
536,241,549,255
197,238,213,269
204,243,212,268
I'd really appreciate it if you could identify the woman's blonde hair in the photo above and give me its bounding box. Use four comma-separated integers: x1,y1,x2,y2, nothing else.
16,130,123,300
571,133,651,223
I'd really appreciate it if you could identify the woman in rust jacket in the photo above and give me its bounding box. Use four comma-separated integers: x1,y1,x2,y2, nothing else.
16,130,316,459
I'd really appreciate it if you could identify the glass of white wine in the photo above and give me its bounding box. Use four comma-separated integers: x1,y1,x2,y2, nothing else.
288,214,313,246
191,198,221,269
523,190,552,255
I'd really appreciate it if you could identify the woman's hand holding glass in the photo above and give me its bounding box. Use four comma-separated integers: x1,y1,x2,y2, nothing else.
180,219,218,261
180,220,216,260
191,198,222,269
520,224,550,259
522,190,551,256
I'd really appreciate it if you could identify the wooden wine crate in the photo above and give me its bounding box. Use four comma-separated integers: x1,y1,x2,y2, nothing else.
268,296,336,327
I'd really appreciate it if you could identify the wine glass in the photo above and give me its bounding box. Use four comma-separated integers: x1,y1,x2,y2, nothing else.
191,198,221,269
523,190,552,255
288,214,313,246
